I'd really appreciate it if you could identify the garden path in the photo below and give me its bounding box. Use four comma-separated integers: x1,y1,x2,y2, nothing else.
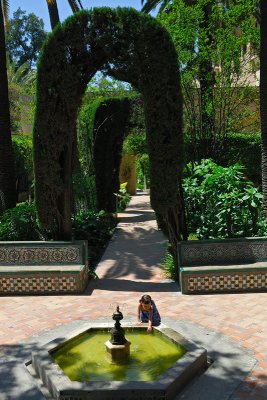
0,192,266,399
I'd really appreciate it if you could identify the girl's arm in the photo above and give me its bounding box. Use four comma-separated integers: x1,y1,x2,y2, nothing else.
137,303,141,323
147,307,153,332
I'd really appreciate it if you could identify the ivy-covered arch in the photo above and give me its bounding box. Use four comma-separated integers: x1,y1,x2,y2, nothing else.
33,7,187,246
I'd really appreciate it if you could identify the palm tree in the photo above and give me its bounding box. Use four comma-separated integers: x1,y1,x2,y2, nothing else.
46,0,84,30
0,0,17,213
46,0,60,30
260,0,267,212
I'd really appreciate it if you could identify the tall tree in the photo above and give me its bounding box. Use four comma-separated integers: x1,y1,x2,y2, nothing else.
260,0,267,212
46,0,84,30
46,0,60,30
156,0,259,159
0,0,17,213
142,0,216,152
5,8,47,69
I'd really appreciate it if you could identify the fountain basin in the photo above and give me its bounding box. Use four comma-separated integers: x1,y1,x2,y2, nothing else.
31,322,207,400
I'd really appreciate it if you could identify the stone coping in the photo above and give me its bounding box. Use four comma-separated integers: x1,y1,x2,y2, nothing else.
0,265,85,273
31,322,207,400
177,237,267,267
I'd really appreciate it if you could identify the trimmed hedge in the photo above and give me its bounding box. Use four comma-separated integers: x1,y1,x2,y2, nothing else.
78,96,130,213
34,7,186,244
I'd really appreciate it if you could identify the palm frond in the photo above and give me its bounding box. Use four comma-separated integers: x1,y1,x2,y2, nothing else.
1,0,9,24
141,0,170,14
141,0,162,13
6,54,30,84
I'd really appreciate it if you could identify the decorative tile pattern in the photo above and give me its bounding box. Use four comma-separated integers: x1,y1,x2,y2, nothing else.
179,239,267,294
180,240,267,266
184,272,267,293
0,242,88,294
0,269,87,294
0,246,81,265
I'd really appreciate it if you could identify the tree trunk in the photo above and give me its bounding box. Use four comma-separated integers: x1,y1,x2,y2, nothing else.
46,0,60,30
260,0,267,213
0,2,17,213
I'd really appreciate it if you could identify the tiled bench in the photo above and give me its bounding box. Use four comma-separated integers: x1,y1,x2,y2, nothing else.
178,238,267,294
0,241,88,295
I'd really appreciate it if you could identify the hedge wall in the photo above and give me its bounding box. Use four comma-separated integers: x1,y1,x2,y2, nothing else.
78,96,130,213
34,7,186,243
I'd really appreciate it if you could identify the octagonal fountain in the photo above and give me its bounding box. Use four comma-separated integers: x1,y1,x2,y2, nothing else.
31,307,207,400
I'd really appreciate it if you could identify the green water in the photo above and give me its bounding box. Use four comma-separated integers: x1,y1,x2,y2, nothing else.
52,330,186,382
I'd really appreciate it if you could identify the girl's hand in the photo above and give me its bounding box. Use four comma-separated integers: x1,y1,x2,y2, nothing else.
136,320,142,326
147,326,153,333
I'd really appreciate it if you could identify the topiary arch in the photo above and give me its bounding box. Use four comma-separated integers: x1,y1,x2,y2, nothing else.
33,7,187,247
78,96,131,213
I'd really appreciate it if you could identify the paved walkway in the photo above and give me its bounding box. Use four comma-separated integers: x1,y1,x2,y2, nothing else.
0,193,267,399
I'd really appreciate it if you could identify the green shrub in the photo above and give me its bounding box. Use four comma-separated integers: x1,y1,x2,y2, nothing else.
72,210,117,268
184,133,261,184
12,135,33,195
162,251,177,280
116,182,131,212
183,159,263,239
78,96,131,213
0,202,45,241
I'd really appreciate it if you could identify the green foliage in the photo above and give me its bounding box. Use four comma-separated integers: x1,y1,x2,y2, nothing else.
183,159,263,239
72,210,117,268
0,202,117,273
184,132,261,184
0,202,45,240
12,135,33,180
34,8,185,242
5,8,47,68
136,154,150,189
86,74,134,100
122,96,150,189
162,251,177,280
158,0,260,158
116,182,131,212
78,96,131,213
72,171,97,213
7,55,37,134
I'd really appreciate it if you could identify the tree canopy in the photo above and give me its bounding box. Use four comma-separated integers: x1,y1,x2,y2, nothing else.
5,8,47,69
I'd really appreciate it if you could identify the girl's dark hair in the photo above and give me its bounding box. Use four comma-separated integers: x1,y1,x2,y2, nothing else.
139,294,152,304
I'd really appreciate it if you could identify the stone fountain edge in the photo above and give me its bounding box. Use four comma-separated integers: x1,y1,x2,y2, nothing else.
31,322,207,400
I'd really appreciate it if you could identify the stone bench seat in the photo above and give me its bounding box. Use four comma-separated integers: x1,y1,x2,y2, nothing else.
181,261,267,273
0,241,88,295
0,265,85,273
178,238,267,294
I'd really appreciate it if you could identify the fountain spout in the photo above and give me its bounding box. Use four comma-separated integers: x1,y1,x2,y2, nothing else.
110,306,127,345
105,306,131,363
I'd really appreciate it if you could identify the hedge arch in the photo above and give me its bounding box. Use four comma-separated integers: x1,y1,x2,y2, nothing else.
78,96,131,213
33,7,187,245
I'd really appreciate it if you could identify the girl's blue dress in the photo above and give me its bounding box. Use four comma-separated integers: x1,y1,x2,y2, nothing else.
140,301,161,326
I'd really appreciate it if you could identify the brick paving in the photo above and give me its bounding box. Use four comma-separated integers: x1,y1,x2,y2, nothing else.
0,193,267,399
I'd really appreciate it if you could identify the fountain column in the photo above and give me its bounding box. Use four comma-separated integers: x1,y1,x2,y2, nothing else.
105,306,131,363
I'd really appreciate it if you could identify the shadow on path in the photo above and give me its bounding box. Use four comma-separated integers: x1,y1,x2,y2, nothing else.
89,193,176,293
90,278,179,293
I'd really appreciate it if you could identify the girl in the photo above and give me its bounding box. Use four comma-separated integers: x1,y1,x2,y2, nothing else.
137,294,161,332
